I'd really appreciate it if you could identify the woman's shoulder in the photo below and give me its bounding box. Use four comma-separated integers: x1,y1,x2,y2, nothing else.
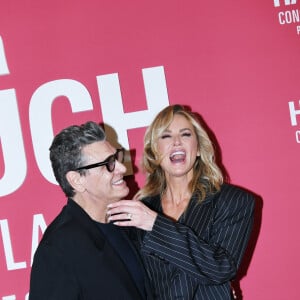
141,194,161,210
220,183,253,196
215,183,255,208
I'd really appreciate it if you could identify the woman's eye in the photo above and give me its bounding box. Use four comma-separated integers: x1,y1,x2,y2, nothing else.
182,132,191,137
161,134,171,139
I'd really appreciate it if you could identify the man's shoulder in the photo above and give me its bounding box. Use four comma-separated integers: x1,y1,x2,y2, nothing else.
38,205,97,251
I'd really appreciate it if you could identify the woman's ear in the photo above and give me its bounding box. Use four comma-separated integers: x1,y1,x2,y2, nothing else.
66,171,86,193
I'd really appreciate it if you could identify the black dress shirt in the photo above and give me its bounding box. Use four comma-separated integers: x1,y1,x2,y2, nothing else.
96,222,146,298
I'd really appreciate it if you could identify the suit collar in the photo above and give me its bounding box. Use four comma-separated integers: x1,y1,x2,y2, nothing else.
65,198,105,249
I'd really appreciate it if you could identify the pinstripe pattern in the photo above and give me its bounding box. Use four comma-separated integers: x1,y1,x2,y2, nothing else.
139,184,255,300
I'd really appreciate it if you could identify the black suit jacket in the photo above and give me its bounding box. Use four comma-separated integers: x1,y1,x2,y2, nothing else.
29,199,152,300
139,183,255,299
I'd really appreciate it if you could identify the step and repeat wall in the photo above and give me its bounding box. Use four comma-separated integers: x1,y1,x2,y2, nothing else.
0,1,299,299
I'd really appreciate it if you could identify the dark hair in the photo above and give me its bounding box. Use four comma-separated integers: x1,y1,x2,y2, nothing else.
49,121,106,197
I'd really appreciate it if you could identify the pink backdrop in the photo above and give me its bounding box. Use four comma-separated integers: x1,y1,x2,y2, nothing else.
1,1,300,299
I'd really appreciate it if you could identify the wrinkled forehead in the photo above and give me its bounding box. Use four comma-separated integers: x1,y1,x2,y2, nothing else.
81,141,115,163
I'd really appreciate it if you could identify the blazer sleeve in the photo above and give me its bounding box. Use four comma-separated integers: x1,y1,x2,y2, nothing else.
29,242,80,300
141,185,255,284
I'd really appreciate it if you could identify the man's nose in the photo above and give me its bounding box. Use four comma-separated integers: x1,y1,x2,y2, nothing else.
115,159,127,173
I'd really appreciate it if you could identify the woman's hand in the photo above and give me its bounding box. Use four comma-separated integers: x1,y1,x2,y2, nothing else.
107,199,157,231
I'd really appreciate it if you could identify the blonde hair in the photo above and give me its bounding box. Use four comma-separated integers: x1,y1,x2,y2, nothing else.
137,104,223,203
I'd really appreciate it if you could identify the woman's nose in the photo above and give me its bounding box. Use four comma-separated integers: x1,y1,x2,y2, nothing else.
173,135,181,145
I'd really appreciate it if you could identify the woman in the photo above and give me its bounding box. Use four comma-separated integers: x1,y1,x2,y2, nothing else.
107,104,255,299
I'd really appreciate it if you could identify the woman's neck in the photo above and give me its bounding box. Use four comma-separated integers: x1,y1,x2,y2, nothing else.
161,183,192,220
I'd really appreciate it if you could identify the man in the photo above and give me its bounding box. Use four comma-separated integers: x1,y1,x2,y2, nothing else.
29,121,151,300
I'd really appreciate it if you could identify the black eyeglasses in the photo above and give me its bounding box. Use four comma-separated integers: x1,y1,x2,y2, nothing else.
75,148,125,173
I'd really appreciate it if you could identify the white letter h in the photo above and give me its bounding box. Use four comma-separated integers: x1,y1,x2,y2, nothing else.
96,66,170,173
289,100,300,126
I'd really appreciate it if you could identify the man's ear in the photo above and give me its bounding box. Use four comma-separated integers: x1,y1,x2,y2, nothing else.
66,171,86,193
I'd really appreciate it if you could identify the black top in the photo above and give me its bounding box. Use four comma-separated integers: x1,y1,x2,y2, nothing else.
96,222,146,298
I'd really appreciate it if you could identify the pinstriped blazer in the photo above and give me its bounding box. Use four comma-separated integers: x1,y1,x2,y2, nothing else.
138,183,255,300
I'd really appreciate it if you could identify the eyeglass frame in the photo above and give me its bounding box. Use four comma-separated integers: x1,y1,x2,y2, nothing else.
75,148,125,173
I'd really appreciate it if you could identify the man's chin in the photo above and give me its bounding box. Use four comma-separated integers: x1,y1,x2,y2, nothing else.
114,187,130,201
